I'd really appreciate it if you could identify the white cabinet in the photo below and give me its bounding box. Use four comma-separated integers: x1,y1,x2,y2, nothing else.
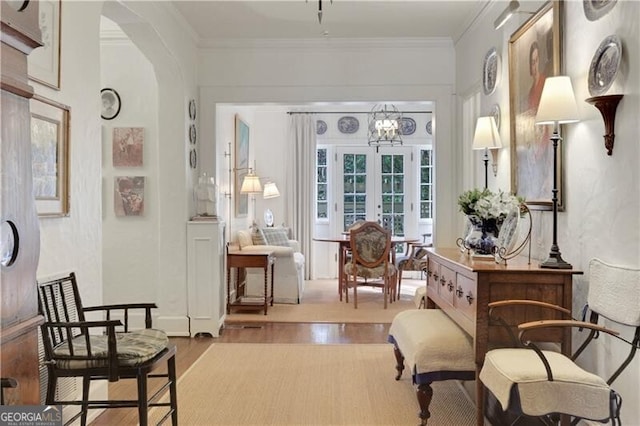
187,220,226,337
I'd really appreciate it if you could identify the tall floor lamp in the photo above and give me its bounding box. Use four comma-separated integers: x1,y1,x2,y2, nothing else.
472,116,502,189
534,76,579,269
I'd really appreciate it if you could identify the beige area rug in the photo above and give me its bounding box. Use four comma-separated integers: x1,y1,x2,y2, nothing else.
226,279,424,324
149,343,476,425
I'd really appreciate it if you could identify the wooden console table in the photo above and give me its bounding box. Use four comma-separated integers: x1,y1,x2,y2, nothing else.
226,246,275,315
424,248,582,426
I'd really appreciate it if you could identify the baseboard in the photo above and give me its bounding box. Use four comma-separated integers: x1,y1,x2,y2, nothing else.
157,315,191,336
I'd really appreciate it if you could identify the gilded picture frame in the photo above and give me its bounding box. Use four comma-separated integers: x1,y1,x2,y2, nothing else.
30,94,70,217
235,115,250,217
509,1,563,210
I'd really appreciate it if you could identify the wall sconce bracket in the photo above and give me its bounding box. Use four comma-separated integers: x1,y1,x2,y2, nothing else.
586,94,623,156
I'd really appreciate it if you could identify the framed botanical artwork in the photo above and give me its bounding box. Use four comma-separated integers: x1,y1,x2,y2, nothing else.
30,95,70,217
234,115,250,217
114,176,145,216
28,0,61,90
112,127,144,167
509,1,563,210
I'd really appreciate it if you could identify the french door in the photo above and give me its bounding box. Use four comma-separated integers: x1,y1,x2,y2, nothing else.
335,146,415,239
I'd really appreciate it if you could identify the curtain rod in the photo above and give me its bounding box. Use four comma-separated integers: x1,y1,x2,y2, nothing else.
287,110,432,115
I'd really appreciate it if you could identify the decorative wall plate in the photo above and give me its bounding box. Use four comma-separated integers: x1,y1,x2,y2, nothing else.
588,35,622,96
101,88,121,120
426,120,432,135
337,116,359,134
482,47,500,96
316,119,327,135
189,149,197,169
490,104,501,131
189,124,197,145
399,117,416,135
583,0,617,21
188,99,196,120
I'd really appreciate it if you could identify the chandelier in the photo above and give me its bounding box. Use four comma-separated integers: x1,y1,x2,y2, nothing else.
368,104,403,151
308,0,332,24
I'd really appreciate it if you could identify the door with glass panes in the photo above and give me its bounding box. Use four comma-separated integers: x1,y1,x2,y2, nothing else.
335,146,415,239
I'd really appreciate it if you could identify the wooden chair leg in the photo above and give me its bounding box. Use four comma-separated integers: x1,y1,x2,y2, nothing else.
353,274,358,309
168,355,178,425
397,268,404,301
81,376,90,426
45,370,57,406
137,373,149,426
392,345,405,380
417,382,434,426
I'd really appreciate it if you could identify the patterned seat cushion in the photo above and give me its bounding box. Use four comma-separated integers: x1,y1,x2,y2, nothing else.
344,262,396,279
53,328,169,369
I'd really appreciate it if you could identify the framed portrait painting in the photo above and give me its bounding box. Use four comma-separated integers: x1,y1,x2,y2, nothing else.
30,95,70,217
509,1,563,210
235,115,250,217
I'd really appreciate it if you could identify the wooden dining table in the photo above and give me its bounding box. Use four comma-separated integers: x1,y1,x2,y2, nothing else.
314,235,420,300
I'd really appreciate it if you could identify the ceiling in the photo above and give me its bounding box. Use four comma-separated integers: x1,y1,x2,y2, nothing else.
171,1,490,43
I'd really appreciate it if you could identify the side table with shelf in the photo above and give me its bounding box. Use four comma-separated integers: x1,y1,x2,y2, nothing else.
226,245,275,315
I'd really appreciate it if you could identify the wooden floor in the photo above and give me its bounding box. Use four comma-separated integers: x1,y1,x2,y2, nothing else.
92,322,391,425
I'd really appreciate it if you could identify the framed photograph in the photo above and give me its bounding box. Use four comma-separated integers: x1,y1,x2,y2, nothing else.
114,176,145,216
509,1,563,210
101,88,121,120
28,0,61,90
30,95,70,217
112,127,144,167
235,115,250,217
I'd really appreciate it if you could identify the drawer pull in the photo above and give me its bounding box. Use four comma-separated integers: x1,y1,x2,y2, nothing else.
427,270,433,277
433,273,439,282
447,281,454,292
466,292,475,305
456,286,464,297
440,277,446,286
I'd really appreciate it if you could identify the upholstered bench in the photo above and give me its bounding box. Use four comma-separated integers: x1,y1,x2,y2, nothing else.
414,286,427,308
388,309,476,425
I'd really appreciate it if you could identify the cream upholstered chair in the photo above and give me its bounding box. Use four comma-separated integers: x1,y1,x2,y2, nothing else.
480,258,640,425
344,221,396,309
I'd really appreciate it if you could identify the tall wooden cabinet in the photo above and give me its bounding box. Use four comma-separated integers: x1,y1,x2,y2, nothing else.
186,220,226,337
0,0,43,405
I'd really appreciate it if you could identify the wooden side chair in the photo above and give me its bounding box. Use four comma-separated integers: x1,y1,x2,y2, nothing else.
394,242,431,300
480,258,640,425
344,221,396,309
38,272,177,426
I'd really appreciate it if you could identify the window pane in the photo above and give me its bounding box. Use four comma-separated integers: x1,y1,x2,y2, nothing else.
344,154,354,173
393,155,403,173
393,175,404,193
317,167,326,182
317,149,326,165
382,195,392,213
318,184,326,201
381,155,392,173
355,175,366,193
355,154,367,172
381,175,392,194
318,203,327,218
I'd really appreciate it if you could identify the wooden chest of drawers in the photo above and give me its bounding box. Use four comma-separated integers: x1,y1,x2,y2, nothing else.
424,248,582,425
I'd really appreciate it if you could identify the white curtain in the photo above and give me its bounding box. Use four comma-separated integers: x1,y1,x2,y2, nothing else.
286,114,316,279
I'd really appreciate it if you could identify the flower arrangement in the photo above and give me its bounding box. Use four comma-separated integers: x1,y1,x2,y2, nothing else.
458,188,523,220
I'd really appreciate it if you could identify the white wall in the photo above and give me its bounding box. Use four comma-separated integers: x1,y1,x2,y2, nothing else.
456,1,640,422
200,39,460,250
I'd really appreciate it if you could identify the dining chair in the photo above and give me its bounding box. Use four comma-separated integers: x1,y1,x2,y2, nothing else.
38,272,178,426
394,241,432,300
344,221,396,308
480,258,640,425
